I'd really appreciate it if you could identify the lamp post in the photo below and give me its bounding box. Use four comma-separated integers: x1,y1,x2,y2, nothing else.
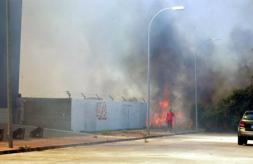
5,0,14,148
194,48,198,130
147,6,184,135
194,38,220,130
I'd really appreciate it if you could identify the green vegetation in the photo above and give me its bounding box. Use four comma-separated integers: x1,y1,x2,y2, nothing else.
192,83,253,131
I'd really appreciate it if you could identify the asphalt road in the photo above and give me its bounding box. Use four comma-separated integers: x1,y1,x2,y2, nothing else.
1,133,253,164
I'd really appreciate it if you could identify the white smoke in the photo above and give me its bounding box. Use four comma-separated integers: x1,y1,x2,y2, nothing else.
20,0,253,103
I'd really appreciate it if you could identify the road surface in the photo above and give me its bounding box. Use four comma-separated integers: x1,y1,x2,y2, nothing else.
1,133,253,163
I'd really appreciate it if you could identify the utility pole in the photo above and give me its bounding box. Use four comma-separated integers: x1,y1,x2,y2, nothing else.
6,0,13,148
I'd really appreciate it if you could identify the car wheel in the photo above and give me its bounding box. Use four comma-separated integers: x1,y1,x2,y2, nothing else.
244,139,248,145
238,136,244,145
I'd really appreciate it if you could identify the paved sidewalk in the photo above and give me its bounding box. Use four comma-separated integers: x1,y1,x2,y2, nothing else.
0,129,198,155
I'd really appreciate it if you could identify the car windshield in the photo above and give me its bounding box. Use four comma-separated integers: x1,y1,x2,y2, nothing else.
243,113,253,120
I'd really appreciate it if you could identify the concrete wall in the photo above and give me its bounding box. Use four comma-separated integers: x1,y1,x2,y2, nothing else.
0,108,8,123
23,98,71,130
22,98,146,132
71,99,97,132
71,99,147,132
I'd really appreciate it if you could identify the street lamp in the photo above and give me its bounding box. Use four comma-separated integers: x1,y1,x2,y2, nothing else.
147,6,184,135
194,38,220,130
5,0,14,148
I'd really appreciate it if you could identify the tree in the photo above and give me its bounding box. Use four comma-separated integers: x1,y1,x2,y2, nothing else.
196,83,253,131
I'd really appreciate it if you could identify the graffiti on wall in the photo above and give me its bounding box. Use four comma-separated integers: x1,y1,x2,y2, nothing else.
96,101,107,120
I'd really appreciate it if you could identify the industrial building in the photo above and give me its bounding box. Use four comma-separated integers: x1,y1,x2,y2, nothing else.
0,0,22,123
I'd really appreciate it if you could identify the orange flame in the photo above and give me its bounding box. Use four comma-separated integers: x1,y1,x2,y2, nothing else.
148,85,171,127
146,84,193,129
150,110,168,127
159,99,169,110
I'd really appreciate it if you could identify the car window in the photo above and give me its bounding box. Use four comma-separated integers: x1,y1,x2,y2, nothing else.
243,113,253,120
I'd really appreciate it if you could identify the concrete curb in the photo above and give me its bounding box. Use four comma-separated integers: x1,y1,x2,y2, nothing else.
0,130,203,155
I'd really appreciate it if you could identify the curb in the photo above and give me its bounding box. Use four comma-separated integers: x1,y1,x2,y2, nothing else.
0,130,202,155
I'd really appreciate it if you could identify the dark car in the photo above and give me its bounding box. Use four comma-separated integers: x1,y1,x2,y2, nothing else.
238,111,253,145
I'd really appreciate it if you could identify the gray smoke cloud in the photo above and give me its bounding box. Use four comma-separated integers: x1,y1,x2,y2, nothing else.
20,0,253,123
20,0,154,98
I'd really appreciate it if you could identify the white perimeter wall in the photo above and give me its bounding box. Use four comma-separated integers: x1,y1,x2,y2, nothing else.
0,108,7,123
71,99,147,132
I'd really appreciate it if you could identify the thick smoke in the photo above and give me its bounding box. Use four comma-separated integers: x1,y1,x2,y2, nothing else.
230,28,253,84
20,0,253,127
20,0,153,98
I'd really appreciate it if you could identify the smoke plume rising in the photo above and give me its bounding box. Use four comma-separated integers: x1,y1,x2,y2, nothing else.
20,0,253,127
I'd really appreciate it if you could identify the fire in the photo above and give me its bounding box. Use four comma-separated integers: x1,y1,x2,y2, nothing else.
159,99,169,110
146,84,193,129
150,110,168,127
148,85,171,127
